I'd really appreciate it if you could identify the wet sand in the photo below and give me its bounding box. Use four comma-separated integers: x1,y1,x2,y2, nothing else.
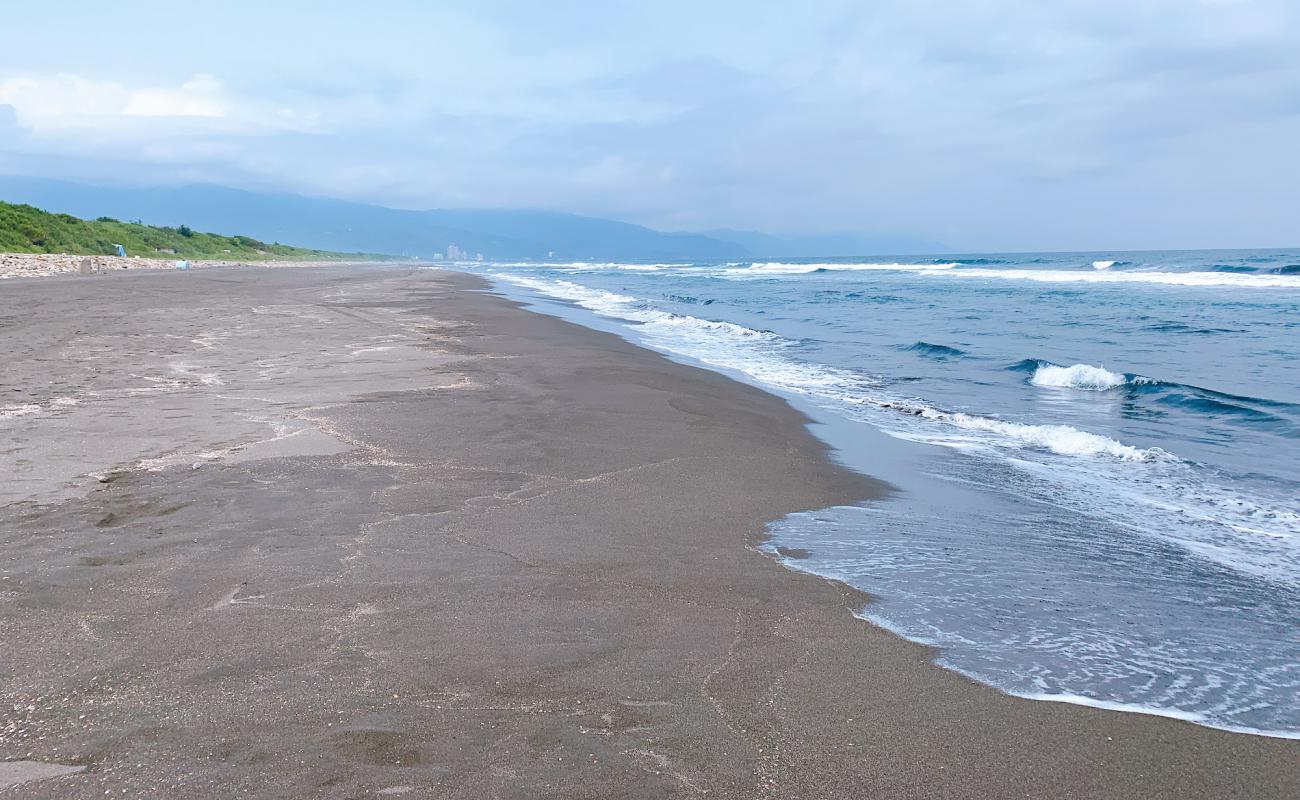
0,265,1295,798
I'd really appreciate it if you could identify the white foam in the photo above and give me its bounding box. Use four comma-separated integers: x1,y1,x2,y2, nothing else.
1092,260,1117,270
0,403,42,419
739,261,958,275
917,409,1158,460
502,275,1161,464
1015,692,1300,741
473,261,688,271
943,267,1300,289
714,262,1300,288
0,397,82,422
1031,363,1127,391
498,273,1300,574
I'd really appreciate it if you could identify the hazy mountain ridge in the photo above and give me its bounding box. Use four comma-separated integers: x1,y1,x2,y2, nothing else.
0,177,947,260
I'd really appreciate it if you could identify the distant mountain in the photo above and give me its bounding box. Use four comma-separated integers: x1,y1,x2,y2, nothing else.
705,229,950,258
0,176,950,261
0,177,746,261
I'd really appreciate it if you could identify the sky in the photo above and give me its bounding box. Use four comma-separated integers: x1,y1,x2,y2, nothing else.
1,0,1298,251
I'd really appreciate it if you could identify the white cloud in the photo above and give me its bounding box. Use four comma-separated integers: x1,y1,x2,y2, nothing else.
0,74,129,128
0,72,315,132
0,1,1297,248
123,74,226,118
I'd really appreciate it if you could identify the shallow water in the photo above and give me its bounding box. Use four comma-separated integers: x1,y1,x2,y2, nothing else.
460,248,1300,737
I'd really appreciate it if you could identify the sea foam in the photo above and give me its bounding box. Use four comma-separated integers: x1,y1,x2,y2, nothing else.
718,262,1300,288
503,276,1163,463
740,261,959,275
1031,363,1127,390
496,272,1300,558
486,257,1300,738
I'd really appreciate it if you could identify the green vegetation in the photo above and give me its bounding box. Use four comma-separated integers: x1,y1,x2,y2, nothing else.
0,201,380,261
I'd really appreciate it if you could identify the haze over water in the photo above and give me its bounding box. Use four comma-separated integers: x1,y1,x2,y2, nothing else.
465,248,1300,737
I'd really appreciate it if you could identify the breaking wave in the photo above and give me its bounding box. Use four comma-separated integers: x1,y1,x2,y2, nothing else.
1031,363,1129,390
716,262,1300,288
486,264,1300,737
503,276,1171,462
737,262,959,275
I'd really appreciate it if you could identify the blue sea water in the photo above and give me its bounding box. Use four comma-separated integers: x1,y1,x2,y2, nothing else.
457,249,1300,738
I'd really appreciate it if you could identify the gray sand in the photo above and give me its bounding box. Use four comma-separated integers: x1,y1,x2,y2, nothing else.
0,266,1295,798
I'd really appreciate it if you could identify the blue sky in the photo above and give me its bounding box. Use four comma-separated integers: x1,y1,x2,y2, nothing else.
1,0,1297,250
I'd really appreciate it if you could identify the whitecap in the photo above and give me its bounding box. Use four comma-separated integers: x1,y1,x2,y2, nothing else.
945,268,1300,289
738,261,959,275
1031,363,1127,391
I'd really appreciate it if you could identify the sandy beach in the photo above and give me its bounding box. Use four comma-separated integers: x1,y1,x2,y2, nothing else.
1,264,1296,798
0,253,385,280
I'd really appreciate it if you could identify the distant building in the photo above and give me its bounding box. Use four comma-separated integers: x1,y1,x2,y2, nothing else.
446,243,463,260
475,253,483,262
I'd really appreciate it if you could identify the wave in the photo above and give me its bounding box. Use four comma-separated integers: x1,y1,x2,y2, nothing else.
717,262,1300,288
0,396,81,423
1092,260,1121,270
739,261,958,275
1142,322,1241,334
1031,363,1128,390
1015,692,1300,741
482,261,690,271
1156,393,1294,430
505,276,1164,462
1024,359,1298,404
905,341,968,359
945,268,1300,289
1023,360,1300,431
666,294,715,306
873,400,1162,460
500,276,787,347
497,273,1300,574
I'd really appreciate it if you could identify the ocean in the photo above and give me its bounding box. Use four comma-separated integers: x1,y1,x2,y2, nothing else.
456,249,1300,738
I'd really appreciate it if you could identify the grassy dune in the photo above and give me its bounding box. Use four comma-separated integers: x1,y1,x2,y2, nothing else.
0,201,380,261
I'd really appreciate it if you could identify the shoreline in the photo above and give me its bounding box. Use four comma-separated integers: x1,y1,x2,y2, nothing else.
1,265,1295,798
483,267,1300,742
0,251,394,280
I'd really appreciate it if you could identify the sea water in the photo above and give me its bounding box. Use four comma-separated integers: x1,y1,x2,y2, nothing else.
458,249,1300,738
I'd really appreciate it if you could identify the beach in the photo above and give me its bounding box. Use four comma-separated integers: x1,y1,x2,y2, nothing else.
0,253,382,280
1,264,1296,798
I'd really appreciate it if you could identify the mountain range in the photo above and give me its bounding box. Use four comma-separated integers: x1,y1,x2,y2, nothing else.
0,176,947,260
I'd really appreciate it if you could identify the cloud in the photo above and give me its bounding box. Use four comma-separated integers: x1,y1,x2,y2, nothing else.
0,75,130,128
123,74,225,118
0,73,316,133
0,0,1297,249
